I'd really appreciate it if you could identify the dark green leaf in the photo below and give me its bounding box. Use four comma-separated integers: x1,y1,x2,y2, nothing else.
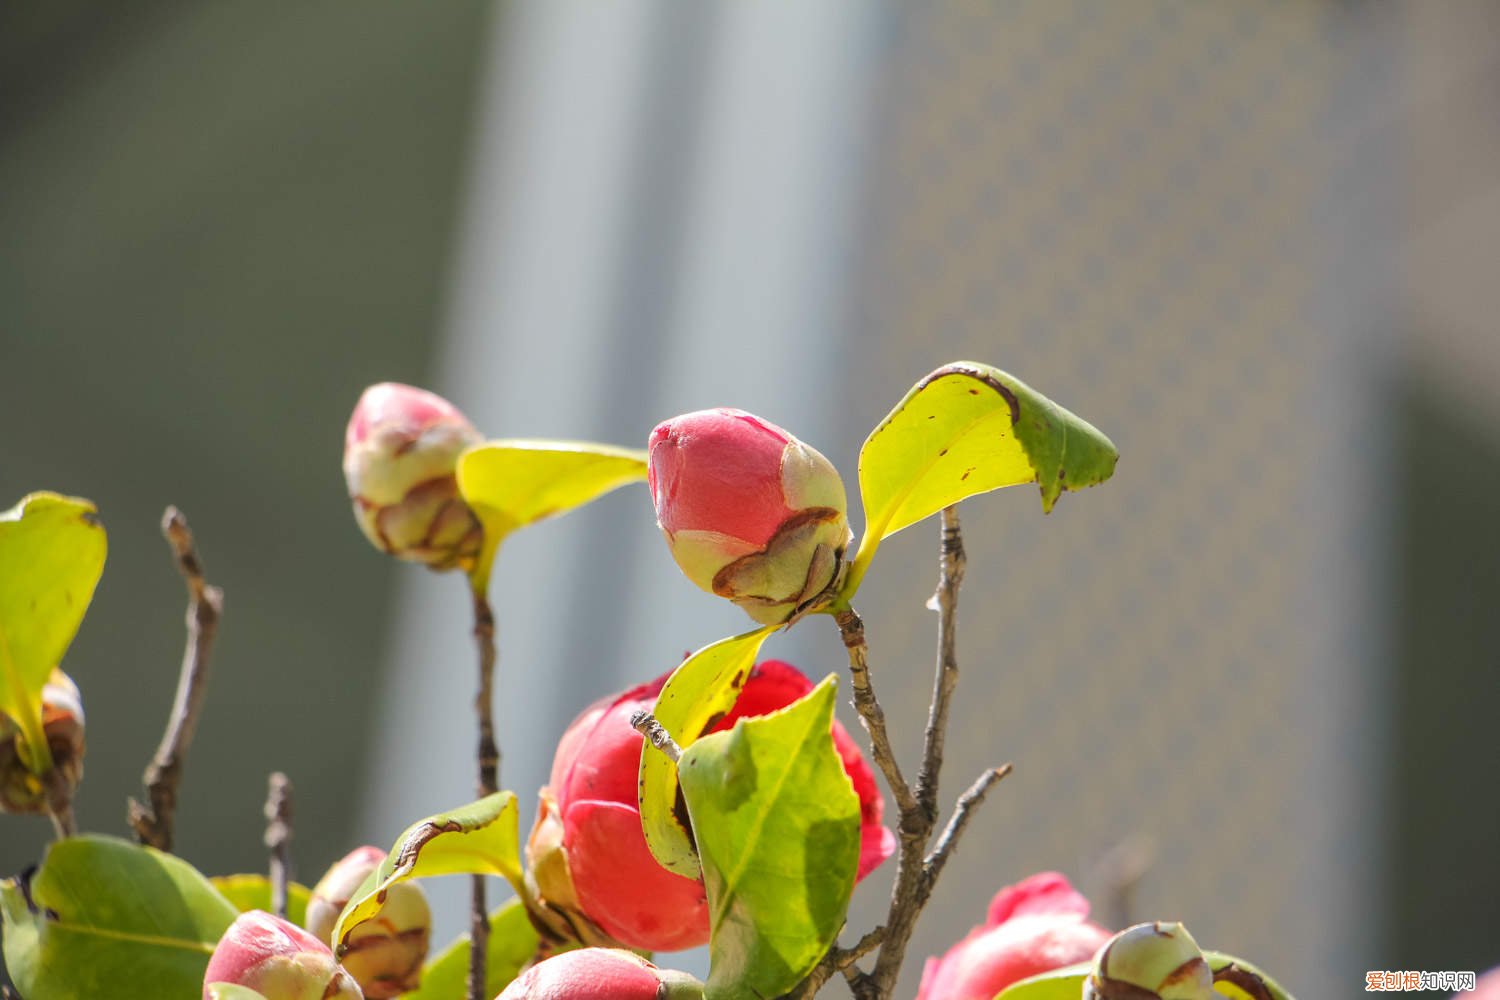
0,834,238,999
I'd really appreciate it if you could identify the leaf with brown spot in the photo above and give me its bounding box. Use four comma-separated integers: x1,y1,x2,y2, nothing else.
842,362,1117,597
331,792,523,959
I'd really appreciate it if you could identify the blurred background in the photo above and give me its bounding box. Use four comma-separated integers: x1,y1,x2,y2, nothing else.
3,2,1498,997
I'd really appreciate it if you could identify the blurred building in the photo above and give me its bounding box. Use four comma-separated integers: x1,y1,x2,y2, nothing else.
3,3,1498,998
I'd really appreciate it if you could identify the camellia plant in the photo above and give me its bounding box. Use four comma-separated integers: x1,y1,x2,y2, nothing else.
0,362,1300,1000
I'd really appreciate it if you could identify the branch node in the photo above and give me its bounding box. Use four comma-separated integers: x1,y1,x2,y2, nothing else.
630,710,683,764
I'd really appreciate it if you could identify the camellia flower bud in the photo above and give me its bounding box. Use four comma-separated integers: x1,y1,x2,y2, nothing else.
526,659,894,952
648,409,851,624
343,382,483,572
917,872,1113,1000
204,910,362,1000
1083,922,1216,1000
0,670,86,815
497,948,704,1000
304,846,431,999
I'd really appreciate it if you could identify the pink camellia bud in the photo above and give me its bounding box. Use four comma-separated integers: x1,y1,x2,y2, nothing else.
525,659,894,953
343,382,483,572
916,872,1114,1000
304,846,431,999
648,409,851,624
204,910,362,1000
0,670,86,815
497,948,703,1000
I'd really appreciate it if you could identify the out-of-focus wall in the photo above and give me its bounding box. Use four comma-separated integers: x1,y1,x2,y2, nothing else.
837,6,1395,997
0,0,490,907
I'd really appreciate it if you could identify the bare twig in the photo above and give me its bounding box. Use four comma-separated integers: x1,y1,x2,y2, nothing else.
468,582,500,1000
630,709,683,763
128,507,224,852
921,764,1011,892
823,508,1007,998
263,772,292,920
914,506,965,824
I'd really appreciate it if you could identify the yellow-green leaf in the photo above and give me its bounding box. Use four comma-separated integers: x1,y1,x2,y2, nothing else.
456,440,647,587
0,492,106,773
0,835,239,1000
679,676,859,1000
1205,950,1297,1000
639,626,775,879
332,792,524,959
844,363,1117,596
994,964,1088,1000
210,874,312,929
406,897,543,1000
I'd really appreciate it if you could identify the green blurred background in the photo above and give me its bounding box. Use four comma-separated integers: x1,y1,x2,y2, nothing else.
3,3,1499,998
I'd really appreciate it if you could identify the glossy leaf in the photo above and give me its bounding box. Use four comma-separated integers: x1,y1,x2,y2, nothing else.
456,440,647,587
210,874,312,929
332,791,524,959
678,676,859,1000
0,492,106,772
0,834,238,999
995,952,1297,1000
844,362,1117,595
406,897,541,999
639,626,776,879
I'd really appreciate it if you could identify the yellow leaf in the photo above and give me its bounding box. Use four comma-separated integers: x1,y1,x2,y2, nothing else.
456,440,647,588
0,493,106,773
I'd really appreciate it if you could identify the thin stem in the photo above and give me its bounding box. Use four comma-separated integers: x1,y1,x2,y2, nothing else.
921,765,1011,892
129,506,224,852
44,767,76,840
263,772,292,920
630,709,683,763
822,508,1006,999
914,506,964,824
469,582,499,1000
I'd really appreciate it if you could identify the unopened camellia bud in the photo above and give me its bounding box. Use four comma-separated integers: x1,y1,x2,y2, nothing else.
0,670,85,815
1083,922,1216,1000
343,382,483,572
304,846,431,999
647,409,851,624
204,910,362,1000
497,948,704,1000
